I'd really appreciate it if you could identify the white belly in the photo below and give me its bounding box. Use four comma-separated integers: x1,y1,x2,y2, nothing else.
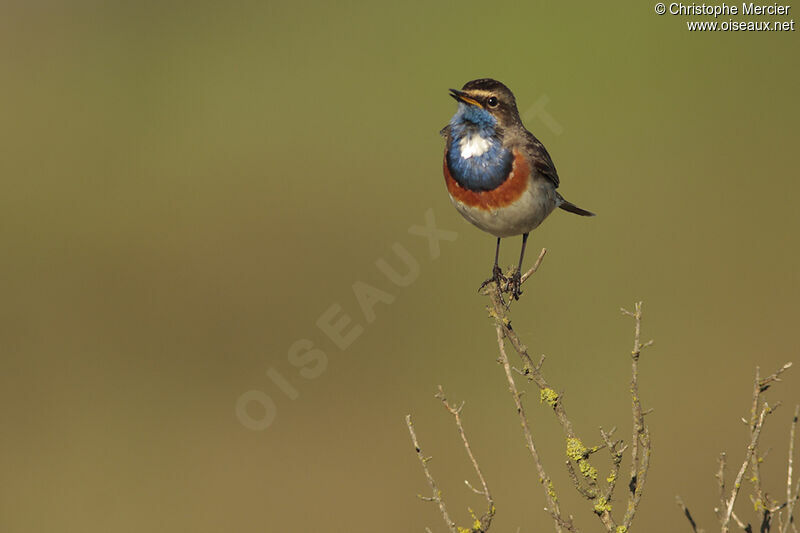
450,179,558,238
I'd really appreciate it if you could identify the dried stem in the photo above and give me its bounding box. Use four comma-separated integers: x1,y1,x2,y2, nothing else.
721,403,773,533
483,249,578,447
436,386,496,531
679,362,795,533
406,414,458,533
496,324,571,533
620,302,654,530
600,426,628,505
782,405,800,533
676,495,703,533
748,368,767,512
747,363,793,517
520,247,548,285
715,453,727,522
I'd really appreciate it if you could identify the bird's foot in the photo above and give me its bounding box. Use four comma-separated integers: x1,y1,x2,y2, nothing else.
506,269,523,300
479,264,507,292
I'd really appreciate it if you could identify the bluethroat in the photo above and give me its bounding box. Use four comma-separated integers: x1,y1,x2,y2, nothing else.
441,78,594,299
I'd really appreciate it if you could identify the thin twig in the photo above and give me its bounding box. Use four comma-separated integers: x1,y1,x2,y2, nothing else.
722,404,775,533
406,415,458,533
676,495,702,533
758,362,793,393
436,386,496,531
565,460,598,499
496,325,571,533
730,510,749,531
696,363,797,533
749,368,768,512
621,302,653,530
600,427,627,522
724,362,792,532
520,248,548,284
484,251,595,508
782,405,800,533
716,453,728,522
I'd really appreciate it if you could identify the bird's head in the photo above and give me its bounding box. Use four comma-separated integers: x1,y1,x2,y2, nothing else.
448,78,520,132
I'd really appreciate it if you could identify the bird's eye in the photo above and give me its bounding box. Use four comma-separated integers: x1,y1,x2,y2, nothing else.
486,96,499,108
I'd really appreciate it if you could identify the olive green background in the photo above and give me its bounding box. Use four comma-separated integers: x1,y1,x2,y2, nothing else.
1,1,798,532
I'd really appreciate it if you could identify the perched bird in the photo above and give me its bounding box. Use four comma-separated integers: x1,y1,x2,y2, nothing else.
441,78,594,298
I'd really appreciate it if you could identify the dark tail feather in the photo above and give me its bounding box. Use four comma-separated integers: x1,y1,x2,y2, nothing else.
558,197,596,217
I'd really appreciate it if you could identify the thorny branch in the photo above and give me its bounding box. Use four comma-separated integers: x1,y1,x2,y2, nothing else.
676,362,798,533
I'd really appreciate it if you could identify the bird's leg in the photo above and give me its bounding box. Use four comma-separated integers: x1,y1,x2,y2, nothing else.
492,236,504,280
508,233,529,300
479,237,506,291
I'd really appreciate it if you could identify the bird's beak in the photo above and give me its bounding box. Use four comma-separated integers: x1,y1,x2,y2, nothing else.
449,89,481,107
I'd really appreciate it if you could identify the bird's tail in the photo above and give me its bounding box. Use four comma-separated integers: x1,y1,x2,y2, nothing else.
557,194,595,217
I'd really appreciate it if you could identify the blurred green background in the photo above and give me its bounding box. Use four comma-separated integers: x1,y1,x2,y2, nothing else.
1,1,798,531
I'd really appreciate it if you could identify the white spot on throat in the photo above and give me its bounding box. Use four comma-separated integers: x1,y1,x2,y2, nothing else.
459,133,491,159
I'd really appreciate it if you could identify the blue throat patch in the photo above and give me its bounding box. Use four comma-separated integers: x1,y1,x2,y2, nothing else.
446,103,513,192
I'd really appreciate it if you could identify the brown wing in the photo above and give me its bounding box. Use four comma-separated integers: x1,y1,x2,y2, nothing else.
522,131,560,188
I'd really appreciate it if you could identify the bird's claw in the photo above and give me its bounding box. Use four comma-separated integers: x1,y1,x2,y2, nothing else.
479,264,507,292
506,270,523,300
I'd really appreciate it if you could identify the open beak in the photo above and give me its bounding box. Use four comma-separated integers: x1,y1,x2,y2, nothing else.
449,89,481,107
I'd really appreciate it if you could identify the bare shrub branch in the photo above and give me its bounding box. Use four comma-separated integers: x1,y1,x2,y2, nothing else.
677,362,797,533
436,386,496,531
405,388,497,533
781,405,800,533
496,324,571,532
408,249,654,532
406,414,458,533
676,495,704,533
483,251,653,532
620,303,654,530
